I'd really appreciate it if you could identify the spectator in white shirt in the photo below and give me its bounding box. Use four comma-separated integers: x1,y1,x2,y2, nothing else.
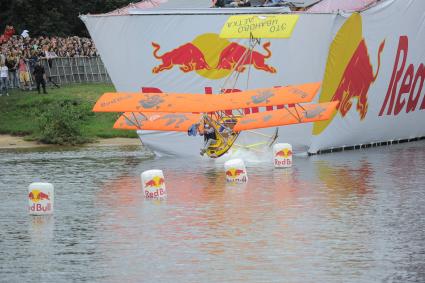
0,62,9,96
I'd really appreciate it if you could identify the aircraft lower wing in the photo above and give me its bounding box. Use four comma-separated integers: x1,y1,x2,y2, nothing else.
93,82,321,113
114,112,200,132
233,101,338,131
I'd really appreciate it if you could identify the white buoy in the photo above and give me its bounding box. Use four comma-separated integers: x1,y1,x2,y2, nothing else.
224,159,248,183
28,182,54,215
273,143,293,168
141,169,167,199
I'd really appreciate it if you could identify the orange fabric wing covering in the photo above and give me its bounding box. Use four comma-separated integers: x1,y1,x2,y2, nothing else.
113,112,146,130
93,82,321,113
233,101,339,131
113,112,201,132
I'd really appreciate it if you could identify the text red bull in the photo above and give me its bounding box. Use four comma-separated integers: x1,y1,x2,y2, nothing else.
145,188,166,199
29,203,52,213
379,36,425,116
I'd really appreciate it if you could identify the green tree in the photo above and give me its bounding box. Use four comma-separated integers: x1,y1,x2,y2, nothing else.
0,0,135,37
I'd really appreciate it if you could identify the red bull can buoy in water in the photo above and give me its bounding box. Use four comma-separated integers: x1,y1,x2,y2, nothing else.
273,143,292,168
28,182,54,215
224,159,248,183
141,169,167,200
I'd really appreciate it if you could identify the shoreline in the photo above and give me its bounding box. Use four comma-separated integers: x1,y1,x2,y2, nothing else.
0,135,142,149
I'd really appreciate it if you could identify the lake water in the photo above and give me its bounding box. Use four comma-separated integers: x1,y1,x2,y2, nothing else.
0,141,424,282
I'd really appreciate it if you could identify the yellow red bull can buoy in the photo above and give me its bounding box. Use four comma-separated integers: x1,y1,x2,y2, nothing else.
273,143,293,168
224,159,248,183
28,182,54,215
141,169,167,199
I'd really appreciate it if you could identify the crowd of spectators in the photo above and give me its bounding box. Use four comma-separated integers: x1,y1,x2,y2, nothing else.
0,26,98,95
212,0,383,9
211,0,306,8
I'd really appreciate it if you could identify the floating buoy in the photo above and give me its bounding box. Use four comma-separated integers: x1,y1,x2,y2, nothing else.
28,182,54,215
273,143,292,168
224,159,248,183
141,169,167,199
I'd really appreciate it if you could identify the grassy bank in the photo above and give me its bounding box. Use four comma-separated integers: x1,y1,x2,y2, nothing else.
0,83,137,143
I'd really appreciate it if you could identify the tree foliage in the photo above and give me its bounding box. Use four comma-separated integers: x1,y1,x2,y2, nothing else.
0,0,134,37
37,99,94,145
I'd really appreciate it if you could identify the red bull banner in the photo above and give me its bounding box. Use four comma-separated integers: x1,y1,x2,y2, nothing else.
310,0,425,152
82,0,425,155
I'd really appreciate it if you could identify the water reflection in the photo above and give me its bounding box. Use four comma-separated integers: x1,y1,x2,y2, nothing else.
1,142,425,282
316,160,374,195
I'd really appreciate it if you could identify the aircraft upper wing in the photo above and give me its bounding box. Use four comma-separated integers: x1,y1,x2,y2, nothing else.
113,112,201,132
93,82,321,113
233,101,338,131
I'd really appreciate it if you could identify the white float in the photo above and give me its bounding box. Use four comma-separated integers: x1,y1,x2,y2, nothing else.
224,159,248,183
28,182,54,215
141,169,167,199
273,143,293,168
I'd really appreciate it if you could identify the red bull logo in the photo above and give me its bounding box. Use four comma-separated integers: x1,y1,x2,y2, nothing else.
152,33,276,80
275,148,292,158
274,148,292,167
144,176,166,199
144,176,165,188
28,190,50,203
28,189,52,213
332,39,385,120
226,168,247,183
226,168,245,178
216,41,276,73
152,42,211,74
313,13,385,135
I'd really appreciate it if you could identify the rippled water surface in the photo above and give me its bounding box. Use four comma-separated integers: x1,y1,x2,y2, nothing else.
1,141,424,282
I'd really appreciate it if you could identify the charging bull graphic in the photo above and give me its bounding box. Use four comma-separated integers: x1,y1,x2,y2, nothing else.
152,42,211,73
145,176,165,188
275,148,292,158
313,13,385,135
226,168,245,178
151,33,276,79
333,39,385,120
28,190,50,202
216,42,276,73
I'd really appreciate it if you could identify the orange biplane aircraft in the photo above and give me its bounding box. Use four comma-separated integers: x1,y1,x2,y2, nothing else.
93,82,338,158
93,15,338,158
